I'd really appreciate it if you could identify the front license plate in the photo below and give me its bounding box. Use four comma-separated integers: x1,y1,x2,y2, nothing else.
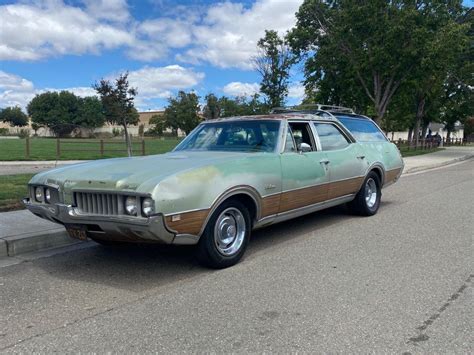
65,225,88,241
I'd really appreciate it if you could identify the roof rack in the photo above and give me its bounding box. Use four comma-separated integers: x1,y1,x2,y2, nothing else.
271,104,355,114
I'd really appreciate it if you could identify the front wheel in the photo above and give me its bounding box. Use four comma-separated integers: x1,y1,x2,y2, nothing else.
196,200,251,269
348,172,381,216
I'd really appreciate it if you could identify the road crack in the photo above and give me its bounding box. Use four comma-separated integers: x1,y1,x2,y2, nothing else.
407,274,473,345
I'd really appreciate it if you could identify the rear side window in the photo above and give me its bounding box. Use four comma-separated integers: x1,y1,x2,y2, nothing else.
337,116,387,142
314,123,350,151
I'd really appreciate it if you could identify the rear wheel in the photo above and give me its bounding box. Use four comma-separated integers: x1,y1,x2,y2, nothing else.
348,171,381,216
196,200,251,269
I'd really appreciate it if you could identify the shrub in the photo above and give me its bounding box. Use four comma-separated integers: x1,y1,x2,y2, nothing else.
0,128,8,136
18,129,30,138
112,127,121,137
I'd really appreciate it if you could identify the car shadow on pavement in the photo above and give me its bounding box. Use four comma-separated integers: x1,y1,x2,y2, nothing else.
34,205,356,292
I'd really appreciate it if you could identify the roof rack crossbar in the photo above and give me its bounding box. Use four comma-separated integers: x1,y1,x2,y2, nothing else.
271,104,354,114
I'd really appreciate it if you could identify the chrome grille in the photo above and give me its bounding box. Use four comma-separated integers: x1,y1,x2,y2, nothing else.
75,192,121,215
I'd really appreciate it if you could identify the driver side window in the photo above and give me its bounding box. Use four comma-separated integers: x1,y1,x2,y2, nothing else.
286,122,316,152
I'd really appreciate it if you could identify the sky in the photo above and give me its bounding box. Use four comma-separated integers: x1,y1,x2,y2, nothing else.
0,0,306,112
0,0,472,112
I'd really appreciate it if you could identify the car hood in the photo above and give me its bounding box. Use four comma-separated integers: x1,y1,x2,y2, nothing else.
30,151,254,192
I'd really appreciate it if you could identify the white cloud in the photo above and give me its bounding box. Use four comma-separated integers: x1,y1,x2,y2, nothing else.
127,65,205,100
288,83,305,100
0,71,36,108
0,0,302,68
222,82,260,97
179,0,301,69
1,65,204,110
138,18,193,48
0,1,134,61
82,0,131,23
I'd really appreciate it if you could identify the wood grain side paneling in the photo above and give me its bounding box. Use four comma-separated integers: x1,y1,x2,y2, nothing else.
261,194,281,217
384,168,402,185
165,209,210,235
328,177,364,200
279,183,328,213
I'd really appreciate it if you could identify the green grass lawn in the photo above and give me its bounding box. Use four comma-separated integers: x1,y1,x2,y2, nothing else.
0,137,181,161
399,147,444,157
0,174,33,212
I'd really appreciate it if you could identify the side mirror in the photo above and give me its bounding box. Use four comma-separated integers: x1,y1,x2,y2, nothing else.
298,142,312,153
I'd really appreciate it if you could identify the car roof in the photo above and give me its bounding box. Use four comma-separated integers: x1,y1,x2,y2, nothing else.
201,113,338,123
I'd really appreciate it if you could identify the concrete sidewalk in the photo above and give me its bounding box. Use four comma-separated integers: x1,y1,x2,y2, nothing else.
403,146,474,173
0,146,472,260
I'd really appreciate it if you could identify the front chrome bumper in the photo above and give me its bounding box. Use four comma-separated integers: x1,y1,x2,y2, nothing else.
23,198,184,245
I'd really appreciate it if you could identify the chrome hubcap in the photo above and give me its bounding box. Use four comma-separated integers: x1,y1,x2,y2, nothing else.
365,178,378,208
214,207,246,256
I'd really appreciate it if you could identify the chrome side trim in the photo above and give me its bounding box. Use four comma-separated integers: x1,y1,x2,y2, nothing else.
163,207,209,217
279,175,363,194
254,194,355,229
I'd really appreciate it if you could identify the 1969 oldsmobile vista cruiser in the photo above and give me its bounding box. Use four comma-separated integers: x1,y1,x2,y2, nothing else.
24,107,403,268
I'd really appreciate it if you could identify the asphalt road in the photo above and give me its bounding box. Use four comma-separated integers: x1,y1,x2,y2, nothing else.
0,160,472,353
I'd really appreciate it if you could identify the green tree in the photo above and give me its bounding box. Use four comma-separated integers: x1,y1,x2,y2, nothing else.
407,3,468,145
203,93,221,120
0,106,28,127
218,95,268,117
76,96,105,129
439,8,473,141
288,0,437,124
254,30,293,108
163,91,201,135
27,91,80,137
148,114,166,135
93,72,139,156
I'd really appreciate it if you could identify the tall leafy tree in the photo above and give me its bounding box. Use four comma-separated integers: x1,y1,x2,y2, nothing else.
288,0,433,123
94,72,139,156
27,91,80,137
27,91,106,137
218,95,268,117
76,96,106,135
0,106,28,127
438,7,473,141
163,91,201,135
254,30,293,108
406,2,468,144
203,94,221,120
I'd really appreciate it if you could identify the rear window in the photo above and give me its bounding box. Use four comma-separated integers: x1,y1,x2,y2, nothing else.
336,115,387,142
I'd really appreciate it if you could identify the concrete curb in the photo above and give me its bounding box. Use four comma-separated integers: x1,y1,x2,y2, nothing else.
0,228,80,257
0,160,89,166
0,153,472,261
403,153,474,174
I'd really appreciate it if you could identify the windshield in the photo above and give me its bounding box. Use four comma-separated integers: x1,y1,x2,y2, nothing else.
174,120,281,153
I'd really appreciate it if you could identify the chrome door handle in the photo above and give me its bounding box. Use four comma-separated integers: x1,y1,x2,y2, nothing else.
319,159,330,165
357,155,366,159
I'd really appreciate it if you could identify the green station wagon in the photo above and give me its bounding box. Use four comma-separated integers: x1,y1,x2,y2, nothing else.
24,106,404,268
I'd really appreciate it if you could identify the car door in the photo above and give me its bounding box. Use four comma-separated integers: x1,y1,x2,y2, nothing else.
279,121,330,214
312,122,367,200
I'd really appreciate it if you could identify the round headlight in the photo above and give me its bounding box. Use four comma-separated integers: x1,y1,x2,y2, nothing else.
45,188,51,203
35,187,43,202
142,198,154,216
125,196,137,215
